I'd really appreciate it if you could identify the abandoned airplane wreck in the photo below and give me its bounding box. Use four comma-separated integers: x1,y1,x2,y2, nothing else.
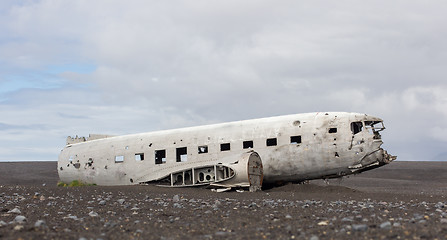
58,112,396,191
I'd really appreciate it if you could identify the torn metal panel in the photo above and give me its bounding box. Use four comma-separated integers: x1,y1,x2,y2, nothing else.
66,134,115,145
58,112,396,190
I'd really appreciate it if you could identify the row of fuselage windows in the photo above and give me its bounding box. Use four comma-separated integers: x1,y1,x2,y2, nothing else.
114,135,302,164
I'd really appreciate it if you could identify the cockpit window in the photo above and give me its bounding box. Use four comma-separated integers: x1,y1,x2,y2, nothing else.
365,121,384,131
351,122,363,135
365,121,385,139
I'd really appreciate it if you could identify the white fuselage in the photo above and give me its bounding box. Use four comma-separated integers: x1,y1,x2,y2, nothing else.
58,112,395,186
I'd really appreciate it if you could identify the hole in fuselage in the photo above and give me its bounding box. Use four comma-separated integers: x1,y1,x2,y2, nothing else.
199,172,204,182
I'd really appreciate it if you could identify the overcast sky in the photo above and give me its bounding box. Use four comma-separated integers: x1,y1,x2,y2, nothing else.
1,0,446,161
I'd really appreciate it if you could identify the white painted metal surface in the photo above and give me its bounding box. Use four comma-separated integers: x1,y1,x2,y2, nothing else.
58,112,396,189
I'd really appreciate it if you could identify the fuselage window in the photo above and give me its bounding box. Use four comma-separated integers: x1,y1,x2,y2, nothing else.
329,128,337,133
135,153,144,161
176,147,188,162
115,155,124,163
351,122,363,135
220,143,231,151
290,136,302,144
155,150,166,164
266,138,277,146
243,140,254,149
198,145,208,154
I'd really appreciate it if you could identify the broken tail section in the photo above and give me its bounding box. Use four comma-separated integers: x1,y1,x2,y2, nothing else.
66,134,116,145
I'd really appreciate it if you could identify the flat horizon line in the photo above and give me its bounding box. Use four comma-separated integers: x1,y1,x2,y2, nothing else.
0,159,445,163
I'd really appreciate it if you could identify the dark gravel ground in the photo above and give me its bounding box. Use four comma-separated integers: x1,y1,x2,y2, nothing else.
0,161,446,240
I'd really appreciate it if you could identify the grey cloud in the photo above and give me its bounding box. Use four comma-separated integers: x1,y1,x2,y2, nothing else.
57,112,90,120
0,122,47,131
0,122,16,130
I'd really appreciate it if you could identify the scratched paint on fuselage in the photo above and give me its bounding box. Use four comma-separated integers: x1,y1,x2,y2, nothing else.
58,112,396,187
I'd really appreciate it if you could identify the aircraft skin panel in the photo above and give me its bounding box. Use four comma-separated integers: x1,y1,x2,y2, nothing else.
57,112,396,188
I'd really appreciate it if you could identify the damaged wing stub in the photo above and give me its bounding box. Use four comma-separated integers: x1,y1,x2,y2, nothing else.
211,151,263,192
147,151,263,192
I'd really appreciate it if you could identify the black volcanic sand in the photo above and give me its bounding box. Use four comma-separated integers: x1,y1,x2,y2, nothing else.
0,161,446,240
